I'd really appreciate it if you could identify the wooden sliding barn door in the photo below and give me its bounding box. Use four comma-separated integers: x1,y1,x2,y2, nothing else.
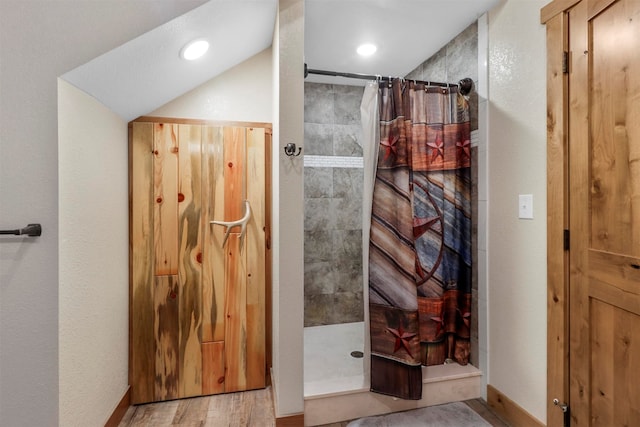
129,119,270,404
544,0,640,425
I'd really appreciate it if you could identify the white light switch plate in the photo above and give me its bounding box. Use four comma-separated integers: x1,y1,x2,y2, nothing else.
519,194,533,219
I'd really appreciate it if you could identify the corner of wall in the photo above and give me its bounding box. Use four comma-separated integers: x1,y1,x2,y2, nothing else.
270,1,282,411
486,0,548,422
58,79,129,426
271,0,305,418
476,11,490,401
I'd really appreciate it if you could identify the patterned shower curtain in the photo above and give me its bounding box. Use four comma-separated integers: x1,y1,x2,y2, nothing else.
369,79,472,400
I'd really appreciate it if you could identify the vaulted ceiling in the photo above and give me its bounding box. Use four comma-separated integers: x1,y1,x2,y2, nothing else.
62,0,499,121
62,1,276,121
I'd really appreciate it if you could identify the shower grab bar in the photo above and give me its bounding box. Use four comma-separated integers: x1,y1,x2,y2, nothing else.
0,223,42,237
210,200,251,249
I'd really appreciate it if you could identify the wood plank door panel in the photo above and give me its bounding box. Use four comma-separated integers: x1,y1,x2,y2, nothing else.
223,233,248,393
568,0,640,424
177,124,203,399
153,123,179,276
154,274,180,401
130,122,155,404
202,341,225,395
202,126,226,344
130,120,269,404
246,127,267,390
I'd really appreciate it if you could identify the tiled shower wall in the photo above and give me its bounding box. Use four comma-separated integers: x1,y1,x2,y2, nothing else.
303,22,480,349
406,21,480,132
304,83,365,327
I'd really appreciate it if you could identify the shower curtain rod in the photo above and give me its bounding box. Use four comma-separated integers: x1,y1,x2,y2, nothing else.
304,64,473,96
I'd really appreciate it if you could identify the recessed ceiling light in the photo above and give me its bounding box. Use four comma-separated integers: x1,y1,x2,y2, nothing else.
357,43,377,57
180,39,209,61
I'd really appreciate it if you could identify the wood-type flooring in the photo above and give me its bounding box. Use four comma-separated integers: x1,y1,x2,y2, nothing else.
118,387,510,427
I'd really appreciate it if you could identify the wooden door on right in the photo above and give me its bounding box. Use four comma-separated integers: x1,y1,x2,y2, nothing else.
568,0,640,425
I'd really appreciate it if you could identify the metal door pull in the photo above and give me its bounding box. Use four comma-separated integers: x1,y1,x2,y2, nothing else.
210,201,251,248
0,223,42,237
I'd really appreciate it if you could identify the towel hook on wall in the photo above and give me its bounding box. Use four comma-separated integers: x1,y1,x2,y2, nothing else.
284,143,302,157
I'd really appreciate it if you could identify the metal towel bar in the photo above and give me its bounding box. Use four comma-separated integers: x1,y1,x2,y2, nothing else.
0,223,42,237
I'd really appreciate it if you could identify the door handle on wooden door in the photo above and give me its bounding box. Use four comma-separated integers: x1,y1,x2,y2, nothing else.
210,200,251,249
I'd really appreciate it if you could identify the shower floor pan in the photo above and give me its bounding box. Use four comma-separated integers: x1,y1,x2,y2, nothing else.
303,322,482,426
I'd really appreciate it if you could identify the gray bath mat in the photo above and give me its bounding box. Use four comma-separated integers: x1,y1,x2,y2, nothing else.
347,401,492,427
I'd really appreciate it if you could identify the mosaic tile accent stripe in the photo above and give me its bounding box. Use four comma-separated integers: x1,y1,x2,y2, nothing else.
304,131,477,167
304,155,364,169
471,129,479,148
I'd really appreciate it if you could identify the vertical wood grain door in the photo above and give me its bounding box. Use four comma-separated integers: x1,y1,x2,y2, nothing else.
568,0,640,424
130,119,270,405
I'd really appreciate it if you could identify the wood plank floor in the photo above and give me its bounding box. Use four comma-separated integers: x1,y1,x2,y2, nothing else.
118,387,511,427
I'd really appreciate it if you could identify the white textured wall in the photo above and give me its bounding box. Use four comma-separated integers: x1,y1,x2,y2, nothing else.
476,12,490,400
0,2,205,425
58,80,129,426
272,0,305,417
271,3,283,413
487,0,547,422
150,47,273,121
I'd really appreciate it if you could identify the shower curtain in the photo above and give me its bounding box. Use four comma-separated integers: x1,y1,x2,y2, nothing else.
366,79,471,400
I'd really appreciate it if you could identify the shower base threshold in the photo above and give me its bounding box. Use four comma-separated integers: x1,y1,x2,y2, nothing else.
304,363,482,426
304,373,367,399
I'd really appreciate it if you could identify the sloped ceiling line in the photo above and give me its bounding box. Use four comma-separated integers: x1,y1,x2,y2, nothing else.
62,0,277,121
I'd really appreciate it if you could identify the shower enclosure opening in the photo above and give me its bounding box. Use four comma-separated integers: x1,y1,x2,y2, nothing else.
303,20,482,401
303,81,368,396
